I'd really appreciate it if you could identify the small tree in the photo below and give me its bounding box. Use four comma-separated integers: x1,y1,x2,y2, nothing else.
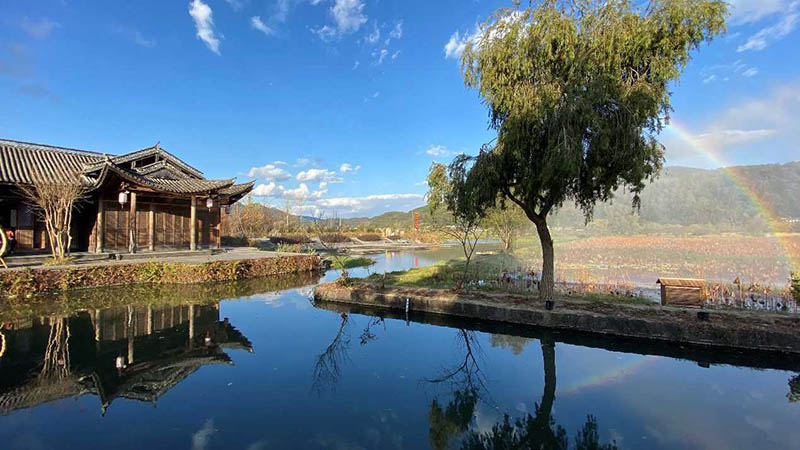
18,173,86,261
483,198,527,253
453,0,727,300
230,194,276,239
791,272,800,302
427,161,484,289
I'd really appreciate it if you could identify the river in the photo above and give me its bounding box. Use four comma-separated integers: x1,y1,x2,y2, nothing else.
0,248,798,449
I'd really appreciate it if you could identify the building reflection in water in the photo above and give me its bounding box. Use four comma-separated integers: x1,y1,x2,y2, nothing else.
0,302,252,416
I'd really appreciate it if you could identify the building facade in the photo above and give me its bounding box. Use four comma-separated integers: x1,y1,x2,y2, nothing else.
0,139,253,253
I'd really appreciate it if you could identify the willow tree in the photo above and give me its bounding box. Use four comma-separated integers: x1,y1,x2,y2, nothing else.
453,0,727,300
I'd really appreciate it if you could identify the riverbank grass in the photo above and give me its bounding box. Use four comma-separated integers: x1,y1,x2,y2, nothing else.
329,256,377,269
362,253,651,305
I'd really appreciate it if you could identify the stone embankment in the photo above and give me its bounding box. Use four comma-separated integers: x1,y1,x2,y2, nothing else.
314,282,800,354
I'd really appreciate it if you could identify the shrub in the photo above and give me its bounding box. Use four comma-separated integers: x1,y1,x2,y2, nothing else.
270,234,311,245
319,233,350,244
221,235,249,247
357,234,383,242
276,243,303,253
791,272,800,301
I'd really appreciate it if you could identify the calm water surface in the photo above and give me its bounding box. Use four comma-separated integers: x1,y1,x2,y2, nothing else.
1,248,799,449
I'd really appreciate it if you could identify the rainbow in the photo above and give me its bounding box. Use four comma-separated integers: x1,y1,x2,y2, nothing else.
558,355,660,395
664,122,800,274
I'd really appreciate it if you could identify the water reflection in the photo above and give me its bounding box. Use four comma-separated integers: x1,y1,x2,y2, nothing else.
1,262,799,449
0,303,251,416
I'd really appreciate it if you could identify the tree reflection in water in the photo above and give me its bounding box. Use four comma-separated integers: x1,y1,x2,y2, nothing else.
429,333,617,450
311,313,352,396
789,374,800,403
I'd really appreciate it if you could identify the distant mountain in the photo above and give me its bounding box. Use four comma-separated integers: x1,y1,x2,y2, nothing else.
352,161,800,232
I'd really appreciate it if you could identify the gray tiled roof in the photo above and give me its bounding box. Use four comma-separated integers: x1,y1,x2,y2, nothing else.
0,139,104,184
0,138,253,198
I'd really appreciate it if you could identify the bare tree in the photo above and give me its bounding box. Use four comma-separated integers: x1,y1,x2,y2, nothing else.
229,194,275,239
427,163,484,289
18,173,86,261
0,224,8,268
311,313,351,395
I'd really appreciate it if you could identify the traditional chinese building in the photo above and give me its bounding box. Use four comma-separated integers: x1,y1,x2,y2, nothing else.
0,138,253,253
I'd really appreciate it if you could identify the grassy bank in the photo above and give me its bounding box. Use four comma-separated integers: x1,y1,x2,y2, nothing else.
361,253,650,305
328,256,377,269
0,254,322,299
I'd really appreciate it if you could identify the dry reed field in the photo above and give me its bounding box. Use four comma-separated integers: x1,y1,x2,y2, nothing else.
516,233,800,288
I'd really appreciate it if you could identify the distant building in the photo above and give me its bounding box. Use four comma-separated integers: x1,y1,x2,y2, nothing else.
0,139,253,253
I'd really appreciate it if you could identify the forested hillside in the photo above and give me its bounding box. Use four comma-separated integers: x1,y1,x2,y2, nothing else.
361,162,800,233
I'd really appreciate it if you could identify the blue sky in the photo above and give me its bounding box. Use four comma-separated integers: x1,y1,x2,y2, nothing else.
1,0,798,217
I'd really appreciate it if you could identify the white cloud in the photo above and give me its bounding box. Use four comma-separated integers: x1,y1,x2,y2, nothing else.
189,0,221,54
315,193,424,214
742,67,759,77
728,0,795,25
366,22,381,44
312,25,338,42
373,48,388,65
339,163,360,173
444,30,470,59
389,20,403,40
111,25,156,48
251,16,275,36
252,182,325,202
273,160,288,165
296,168,343,184
352,60,360,70
444,13,524,60
700,59,759,82
223,0,244,10
331,0,367,33
313,0,367,41
693,128,777,149
737,4,798,52
425,144,456,158
191,419,216,450
252,182,278,196
664,82,800,164
247,163,292,181
295,157,311,167
20,17,60,39
391,50,401,61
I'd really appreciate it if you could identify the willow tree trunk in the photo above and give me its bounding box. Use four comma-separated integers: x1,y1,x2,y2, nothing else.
535,219,555,301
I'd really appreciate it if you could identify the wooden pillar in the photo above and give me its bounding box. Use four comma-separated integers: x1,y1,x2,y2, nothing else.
148,204,155,252
127,306,134,365
190,196,197,251
129,192,137,253
146,305,153,335
216,206,222,249
96,200,104,253
188,304,195,349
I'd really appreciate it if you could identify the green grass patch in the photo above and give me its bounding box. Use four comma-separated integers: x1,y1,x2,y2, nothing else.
365,253,524,289
329,256,377,269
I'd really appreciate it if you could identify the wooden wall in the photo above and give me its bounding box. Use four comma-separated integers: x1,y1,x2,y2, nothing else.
99,200,220,251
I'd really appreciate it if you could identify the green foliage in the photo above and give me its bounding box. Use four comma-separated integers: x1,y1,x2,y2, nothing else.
452,0,727,298
276,242,303,253
791,272,800,301
328,256,376,270
428,389,479,450
5,269,36,299
0,255,322,298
